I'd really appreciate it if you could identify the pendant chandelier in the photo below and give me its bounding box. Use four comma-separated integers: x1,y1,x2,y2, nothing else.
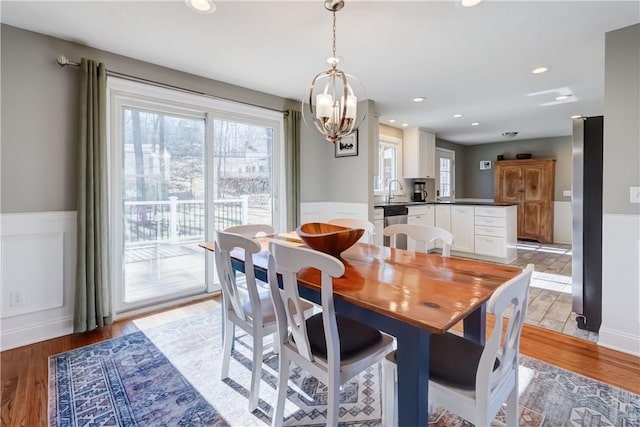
303,0,365,143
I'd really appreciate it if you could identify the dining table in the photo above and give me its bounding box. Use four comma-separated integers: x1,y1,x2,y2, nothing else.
201,232,521,427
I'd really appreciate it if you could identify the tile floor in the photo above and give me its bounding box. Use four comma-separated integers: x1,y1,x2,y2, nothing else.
509,241,599,342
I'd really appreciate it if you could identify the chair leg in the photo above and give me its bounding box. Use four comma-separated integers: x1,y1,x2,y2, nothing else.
382,358,397,427
326,367,341,426
271,353,289,427
248,333,263,411
505,386,519,426
221,319,234,380
272,332,279,355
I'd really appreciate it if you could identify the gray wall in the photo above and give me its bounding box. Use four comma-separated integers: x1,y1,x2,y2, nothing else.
327,100,375,204
461,136,572,201
603,24,640,215
435,139,466,199
300,123,329,202
1,25,296,213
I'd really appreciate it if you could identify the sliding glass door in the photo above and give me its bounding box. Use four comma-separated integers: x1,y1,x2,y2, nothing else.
211,118,274,229
120,107,207,306
109,78,284,314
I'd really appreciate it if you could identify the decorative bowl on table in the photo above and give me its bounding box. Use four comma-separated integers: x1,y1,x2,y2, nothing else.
295,222,364,257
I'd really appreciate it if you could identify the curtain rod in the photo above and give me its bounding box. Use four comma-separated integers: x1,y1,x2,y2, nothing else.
56,54,288,115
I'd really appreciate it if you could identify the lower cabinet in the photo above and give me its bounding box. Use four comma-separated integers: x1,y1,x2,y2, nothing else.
451,205,475,253
374,208,384,247
407,205,434,252
472,205,517,263
431,204,517,264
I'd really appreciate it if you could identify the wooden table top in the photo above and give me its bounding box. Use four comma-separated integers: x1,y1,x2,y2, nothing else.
201,232,521,334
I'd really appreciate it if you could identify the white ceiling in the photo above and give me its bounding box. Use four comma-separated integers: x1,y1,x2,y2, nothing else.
2,1,638,144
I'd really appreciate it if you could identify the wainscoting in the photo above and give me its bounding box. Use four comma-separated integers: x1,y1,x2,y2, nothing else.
0,211,76,350
599,213,640,356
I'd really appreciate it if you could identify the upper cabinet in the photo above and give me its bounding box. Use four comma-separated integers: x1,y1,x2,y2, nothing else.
403,128,435,178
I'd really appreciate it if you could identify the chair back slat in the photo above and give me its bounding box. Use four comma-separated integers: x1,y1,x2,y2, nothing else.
214,230,262,323
268,242,345,364
478,264,533,399
383,223,454,256
224,224,275,238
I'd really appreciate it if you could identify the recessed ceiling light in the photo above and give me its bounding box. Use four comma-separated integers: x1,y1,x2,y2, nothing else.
460,0,482,7
413,97,426,103
471,122,480,126
389,119,396,123
185,0,216,14
402,123,409,127
571,115,582,119
453,114,463,118
555,95,571,101
531,67,549,74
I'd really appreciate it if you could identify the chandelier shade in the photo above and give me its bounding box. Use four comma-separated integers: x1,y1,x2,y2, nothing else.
302,0,365,143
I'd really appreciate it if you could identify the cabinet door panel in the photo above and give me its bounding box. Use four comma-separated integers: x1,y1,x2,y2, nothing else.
524,166,545,201
521,202,543,238
451,206,475,252
498,166,522,203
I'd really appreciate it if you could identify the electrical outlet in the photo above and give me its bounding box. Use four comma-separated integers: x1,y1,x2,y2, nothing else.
563,190,572,197
630,187,640,204
10,291,25,307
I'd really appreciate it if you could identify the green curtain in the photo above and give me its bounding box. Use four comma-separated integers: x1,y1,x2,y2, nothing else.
284,110,301,230
74,58,111,333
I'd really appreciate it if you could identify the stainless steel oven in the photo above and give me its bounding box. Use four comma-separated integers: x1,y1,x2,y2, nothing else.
383,205,408,249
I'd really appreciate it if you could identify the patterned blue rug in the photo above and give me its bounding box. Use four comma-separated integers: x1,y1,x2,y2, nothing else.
49,310,640,426
48,331,227,426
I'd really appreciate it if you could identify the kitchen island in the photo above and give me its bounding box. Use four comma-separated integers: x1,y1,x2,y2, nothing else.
373,201,517,264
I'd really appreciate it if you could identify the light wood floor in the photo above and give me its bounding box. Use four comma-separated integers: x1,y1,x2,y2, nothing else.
2,297,638,427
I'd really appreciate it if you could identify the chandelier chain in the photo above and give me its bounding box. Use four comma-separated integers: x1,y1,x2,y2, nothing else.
332,10,337,67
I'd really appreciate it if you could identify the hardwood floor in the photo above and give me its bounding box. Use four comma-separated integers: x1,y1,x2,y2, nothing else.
2,297,638,427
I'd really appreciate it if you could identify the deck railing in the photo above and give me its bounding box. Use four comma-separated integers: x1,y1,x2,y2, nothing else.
124,197,248,246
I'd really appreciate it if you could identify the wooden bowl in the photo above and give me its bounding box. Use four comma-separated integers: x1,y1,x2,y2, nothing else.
296,223,364,257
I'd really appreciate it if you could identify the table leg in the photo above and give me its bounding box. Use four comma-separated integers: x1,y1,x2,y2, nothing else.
395,326,430,427
463,304,486,345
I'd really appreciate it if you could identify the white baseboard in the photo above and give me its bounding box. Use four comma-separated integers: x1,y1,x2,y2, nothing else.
1,315,73,351
598,327,640,356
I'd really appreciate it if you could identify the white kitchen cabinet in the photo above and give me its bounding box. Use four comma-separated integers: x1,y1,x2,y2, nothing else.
407,205,435,252
473,205,517,263
435,205,451,231
374,208,384,247
451,205,475,253
434,205,451,249
403,128,436,179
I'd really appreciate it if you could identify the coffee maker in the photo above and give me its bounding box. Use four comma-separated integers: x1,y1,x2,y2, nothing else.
412,182,427,202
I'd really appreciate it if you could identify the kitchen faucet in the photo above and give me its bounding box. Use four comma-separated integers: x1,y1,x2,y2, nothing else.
387,179,403,203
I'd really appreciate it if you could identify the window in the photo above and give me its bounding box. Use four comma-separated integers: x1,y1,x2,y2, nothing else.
374,136,402,193
436,148,455,201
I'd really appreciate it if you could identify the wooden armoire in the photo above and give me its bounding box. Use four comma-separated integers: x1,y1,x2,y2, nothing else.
494,159,555,243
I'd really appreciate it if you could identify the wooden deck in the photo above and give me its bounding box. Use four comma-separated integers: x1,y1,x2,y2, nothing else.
124,242,207,304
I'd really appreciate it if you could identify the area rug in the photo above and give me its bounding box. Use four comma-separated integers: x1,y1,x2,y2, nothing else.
49,309,640,426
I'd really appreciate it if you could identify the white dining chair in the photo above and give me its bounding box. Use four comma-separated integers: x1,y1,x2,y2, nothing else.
224,223,275,238
383,223,454,256
327,218,376,244
268,241,394,427
382,264,534,427
214,230,313,412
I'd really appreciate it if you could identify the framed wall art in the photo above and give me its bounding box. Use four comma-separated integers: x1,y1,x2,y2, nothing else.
335,131,358,157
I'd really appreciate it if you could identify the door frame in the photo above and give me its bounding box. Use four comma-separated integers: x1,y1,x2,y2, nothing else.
107,77,285,316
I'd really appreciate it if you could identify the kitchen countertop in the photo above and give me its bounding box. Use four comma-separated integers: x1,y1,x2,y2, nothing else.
374,201,517,208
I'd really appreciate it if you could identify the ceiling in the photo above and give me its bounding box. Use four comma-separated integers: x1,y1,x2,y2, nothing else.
1,1,638,144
